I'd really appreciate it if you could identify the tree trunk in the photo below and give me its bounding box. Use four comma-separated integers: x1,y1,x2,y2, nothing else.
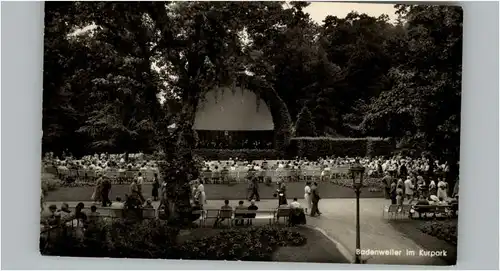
160,92,200,226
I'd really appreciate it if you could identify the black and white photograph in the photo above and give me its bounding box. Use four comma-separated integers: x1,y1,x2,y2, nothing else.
40,1,462,265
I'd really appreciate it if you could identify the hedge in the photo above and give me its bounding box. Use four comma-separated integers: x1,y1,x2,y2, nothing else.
193,149,280,161
289,137,395,159
366,138,396,157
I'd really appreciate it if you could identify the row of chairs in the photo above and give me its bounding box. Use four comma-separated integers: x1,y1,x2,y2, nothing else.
45,166,371,185
44,166,158,184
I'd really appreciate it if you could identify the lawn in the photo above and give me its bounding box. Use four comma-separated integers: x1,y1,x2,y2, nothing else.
44,182,384,202
389,219,457,265
271,226,350,263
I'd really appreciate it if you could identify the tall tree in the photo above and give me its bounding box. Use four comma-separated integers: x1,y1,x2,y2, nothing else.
320,12,396,136
361,5,463,183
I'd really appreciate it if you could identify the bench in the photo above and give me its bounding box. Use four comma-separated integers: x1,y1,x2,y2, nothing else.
411,204,453,219
198,209,278,228
383,204,412,219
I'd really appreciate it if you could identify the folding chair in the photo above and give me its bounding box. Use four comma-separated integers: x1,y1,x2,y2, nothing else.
58,168,69,180
399,204,412,219
142,208,156,219
228,171,239,184
191,209,205,226
211,172,221,184
125,171,136,183
86,170,96,183
69,169,79,179
203,209,220,227
117,170,126,184
275,208,291,226
201,172,211,184
233,209,247,226
218,209,233,227
106,170,118,182
77,170,86,182
146,171,155,183
312,170,321,182
383,204,398,219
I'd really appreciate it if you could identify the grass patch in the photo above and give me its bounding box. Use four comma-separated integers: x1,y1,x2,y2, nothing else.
272,227,350,263
389,219,457,265
44,182,384,202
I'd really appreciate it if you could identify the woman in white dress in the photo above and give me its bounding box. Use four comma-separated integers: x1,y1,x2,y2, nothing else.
304,181,312,215
196,180,207,207
437,178,448,200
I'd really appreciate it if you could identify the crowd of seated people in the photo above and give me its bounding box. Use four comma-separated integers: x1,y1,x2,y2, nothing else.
199,155,453,180
43,152,160,179
43,151,456,189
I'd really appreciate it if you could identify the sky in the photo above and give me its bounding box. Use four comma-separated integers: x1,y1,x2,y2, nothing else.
303,1,398,24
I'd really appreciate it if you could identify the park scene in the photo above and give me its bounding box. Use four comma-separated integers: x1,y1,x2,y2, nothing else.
40,2,462,266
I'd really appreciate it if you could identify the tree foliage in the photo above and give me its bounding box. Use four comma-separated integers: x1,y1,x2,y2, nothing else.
360,5,462,162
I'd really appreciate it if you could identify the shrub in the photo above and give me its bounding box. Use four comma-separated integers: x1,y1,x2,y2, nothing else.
41,219,180,258
193,149,280,161
173,226,306,261
419,220,457,245
295,106,317,137
41,173,61,195
40,221,306,261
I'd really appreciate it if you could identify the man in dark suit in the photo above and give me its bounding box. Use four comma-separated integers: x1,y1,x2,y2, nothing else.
310,182,321,216
100,178,112,207
247,173,260,201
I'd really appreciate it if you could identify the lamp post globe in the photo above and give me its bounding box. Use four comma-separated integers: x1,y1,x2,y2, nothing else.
349,162,365,264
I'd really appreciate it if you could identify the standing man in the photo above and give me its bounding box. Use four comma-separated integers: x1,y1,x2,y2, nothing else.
404,176,415,202
136,172,145,203
247,173,260,202
276,180,287,206
382,173,393,200
100,177,112,207
310,182,322,217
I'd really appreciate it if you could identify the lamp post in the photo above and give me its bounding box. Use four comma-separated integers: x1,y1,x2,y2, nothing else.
349,162,365,264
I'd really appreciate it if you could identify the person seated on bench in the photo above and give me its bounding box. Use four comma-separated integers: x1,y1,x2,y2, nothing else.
289,198,306,226
213,200,233,227
234,201,247,226
290,198,301,209
413,194,430,218
110,197,125,209
246,200,259,225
